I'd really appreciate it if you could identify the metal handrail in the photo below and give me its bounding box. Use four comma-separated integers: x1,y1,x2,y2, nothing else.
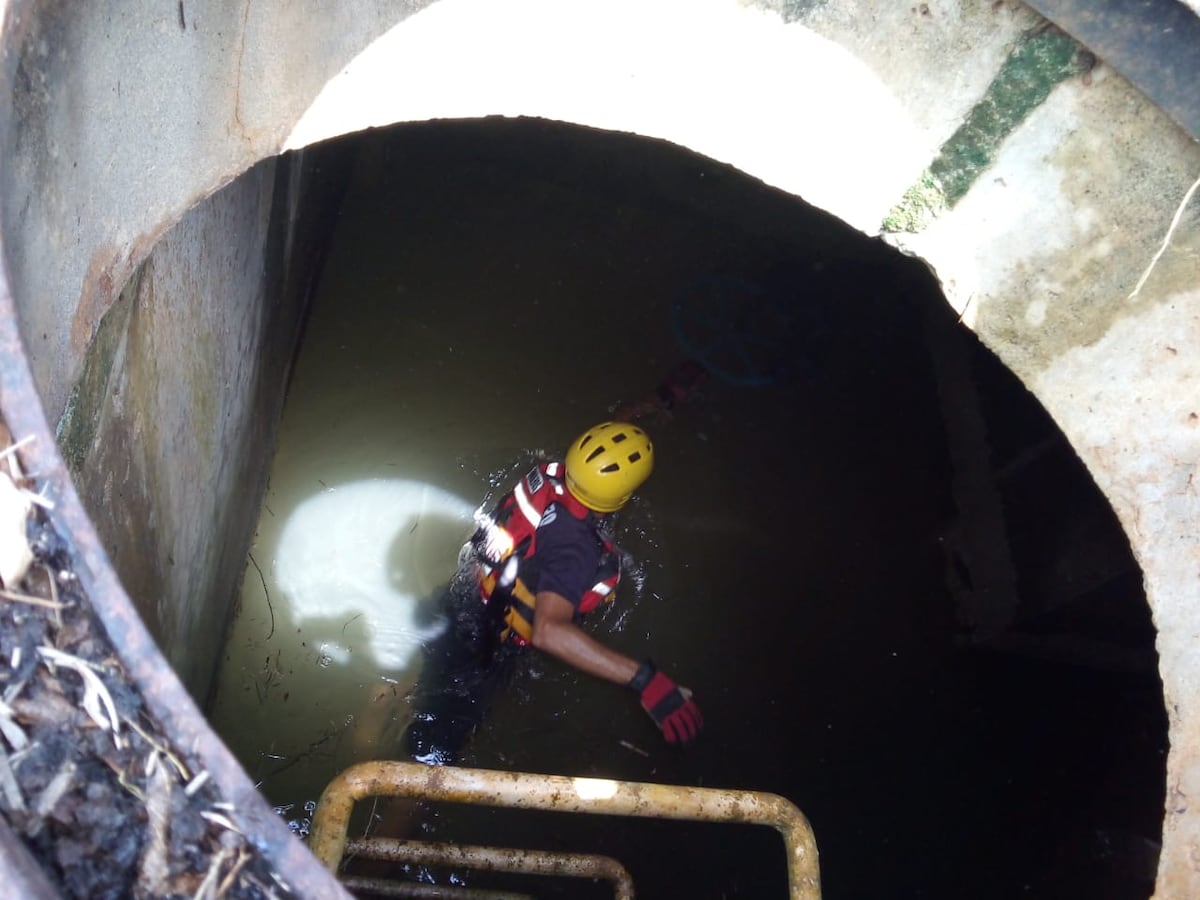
346,837,633,899
309,760,821,899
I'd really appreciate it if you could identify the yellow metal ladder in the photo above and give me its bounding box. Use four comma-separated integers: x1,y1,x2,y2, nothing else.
309,760,821,898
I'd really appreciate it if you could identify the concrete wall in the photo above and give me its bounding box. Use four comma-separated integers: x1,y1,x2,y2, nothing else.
0,0,1197,895
52,148,351,704
1,0,430,425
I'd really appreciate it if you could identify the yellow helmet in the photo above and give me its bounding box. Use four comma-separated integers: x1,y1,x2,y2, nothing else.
564,422,654,513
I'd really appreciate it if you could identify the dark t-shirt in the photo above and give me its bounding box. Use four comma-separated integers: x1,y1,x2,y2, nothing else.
531,502,603,612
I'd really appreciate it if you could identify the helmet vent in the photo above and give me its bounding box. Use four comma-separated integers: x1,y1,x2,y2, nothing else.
585,446,605,463
612,432,627,443
600,463,620,473
628,451,642,463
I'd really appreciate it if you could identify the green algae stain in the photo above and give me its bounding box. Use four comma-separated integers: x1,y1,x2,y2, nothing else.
55,273,139,475
186,325,218,463
884,28,1088,233
882,171,947,234
935,30,1084,204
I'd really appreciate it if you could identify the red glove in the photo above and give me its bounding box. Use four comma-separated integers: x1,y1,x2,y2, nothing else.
629,660,703,745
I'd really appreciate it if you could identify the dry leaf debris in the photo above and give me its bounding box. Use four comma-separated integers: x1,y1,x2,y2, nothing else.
0,424,296,899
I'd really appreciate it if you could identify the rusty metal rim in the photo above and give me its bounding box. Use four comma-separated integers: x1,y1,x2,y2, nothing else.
0,250,349,897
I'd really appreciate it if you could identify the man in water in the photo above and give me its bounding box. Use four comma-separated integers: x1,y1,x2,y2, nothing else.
404,420,703,766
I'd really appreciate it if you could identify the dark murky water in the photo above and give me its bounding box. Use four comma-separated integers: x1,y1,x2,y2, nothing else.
208,120,1166,899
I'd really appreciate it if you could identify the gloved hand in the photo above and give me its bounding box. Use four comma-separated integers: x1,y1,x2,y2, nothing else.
629,660,703,745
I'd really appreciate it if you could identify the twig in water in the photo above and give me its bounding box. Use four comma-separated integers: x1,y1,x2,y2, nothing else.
247,553,274,639
1129,170,1200,300
362,794,382,840
257,729,336,784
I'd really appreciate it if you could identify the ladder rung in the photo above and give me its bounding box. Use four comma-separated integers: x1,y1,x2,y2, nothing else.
346,837,632,898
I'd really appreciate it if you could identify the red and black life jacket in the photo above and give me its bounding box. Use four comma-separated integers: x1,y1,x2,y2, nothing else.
475,461,620,645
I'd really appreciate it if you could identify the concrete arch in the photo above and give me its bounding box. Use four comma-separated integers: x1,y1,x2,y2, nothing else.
0,1,1196,896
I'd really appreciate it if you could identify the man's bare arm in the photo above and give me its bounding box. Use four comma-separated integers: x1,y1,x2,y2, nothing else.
530,590,639,686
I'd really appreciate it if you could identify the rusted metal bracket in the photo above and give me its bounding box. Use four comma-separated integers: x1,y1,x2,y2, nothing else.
310,760,821,899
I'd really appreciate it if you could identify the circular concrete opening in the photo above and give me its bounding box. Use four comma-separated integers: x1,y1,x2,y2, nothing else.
2,1,1195,896
194,118,1164,897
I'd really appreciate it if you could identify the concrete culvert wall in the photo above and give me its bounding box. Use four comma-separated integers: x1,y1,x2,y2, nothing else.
0,1,1196,898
